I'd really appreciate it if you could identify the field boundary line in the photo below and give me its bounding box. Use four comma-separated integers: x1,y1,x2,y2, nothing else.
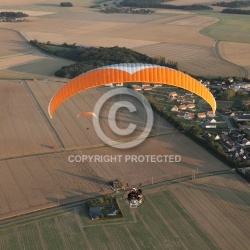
141,169,236,193
0,130,175,162
22,80,65,148
0,169,236,228
198,17,248,78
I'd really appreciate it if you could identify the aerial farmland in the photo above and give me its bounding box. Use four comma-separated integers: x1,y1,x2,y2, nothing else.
0,0,250,249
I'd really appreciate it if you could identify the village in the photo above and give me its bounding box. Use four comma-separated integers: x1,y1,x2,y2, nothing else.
0,12,28,22
129,77,250,165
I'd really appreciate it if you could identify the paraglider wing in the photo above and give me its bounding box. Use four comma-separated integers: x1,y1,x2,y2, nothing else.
77,111,97,119
48,63,216,118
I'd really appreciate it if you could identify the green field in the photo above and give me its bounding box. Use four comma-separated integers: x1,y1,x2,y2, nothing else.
200,13,250,44
0,191,217,250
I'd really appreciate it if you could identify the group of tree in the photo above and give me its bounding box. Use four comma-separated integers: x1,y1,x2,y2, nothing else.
221,8,250,15
60,2,73,7
30,40,178,78
100,7,155,14
86,195,112,207
120,0,212,10
0,12,28,18
221,88,236,100
213,1,250,8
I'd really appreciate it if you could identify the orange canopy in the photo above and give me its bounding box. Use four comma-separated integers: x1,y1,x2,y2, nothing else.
48,63,216,117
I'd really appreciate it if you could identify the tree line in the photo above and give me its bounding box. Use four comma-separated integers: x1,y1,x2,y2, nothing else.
60,2,73,7
120,0,212,10
221,8,250,15
30,40,178,78
213,1,250,8
100,7,155,14
0,12,28,18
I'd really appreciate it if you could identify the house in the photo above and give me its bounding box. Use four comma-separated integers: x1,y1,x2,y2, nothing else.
176,96,185,102
239,138,250,147
205,124,217,128
235,148,245,158
242,100,250,106
221,108,231,114
202,132,212,139
197,112,206,119
186,103,195,109
239,125,250,130
201,121,217,128
204,80,210,86
241,83,250,89
207,118,217,123
153,84,162,88
170,96,177,101
171,105,178,112
221,141,236,152
142,83,150,87
214,135,220,140
109,179,124,191
184,112,195,120
178,104,186,110
132,85,142,91
236,135,244,143
184,98,195,104
115,83,123,87
107,210,120,217
89,206,102,220
229,130,241,138
233,115,250,122
207,111,216,117
220,134,229,141
177,112,185,118
169,92,177,98
142,85,152,91
104,83,114,87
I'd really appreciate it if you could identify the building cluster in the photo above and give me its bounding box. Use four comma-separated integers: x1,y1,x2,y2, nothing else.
230,111,250,122
168,91,219,126
132,83,158,91
0,17,23,22
206,129,250,162
203,78,250,99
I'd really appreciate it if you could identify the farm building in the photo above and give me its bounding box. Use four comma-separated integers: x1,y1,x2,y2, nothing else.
89,206,101,220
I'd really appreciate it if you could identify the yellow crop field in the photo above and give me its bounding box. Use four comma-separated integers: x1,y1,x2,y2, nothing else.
218,41,250,77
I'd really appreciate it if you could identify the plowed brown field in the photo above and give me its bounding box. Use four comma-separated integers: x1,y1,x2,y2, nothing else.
0,79,230,219
169,174,250,249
